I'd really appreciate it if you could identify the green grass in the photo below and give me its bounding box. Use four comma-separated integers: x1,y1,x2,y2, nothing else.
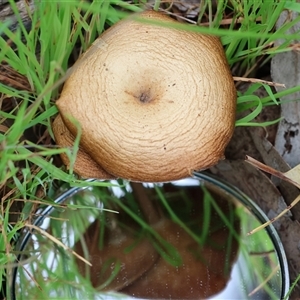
12,180,240,299
11,178,283,299
1,0,300,298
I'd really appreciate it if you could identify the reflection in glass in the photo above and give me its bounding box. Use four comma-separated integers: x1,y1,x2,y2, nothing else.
12,174,289,300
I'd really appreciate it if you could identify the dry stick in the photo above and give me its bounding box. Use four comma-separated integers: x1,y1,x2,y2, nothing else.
233,76,286,88
247,193,300,235
130,183,161,225
245,155,300,235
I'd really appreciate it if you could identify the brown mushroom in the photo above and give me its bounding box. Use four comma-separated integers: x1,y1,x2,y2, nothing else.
74,182,162,290
74,182,239,298
52,10,236,182
75,217,160,291
121,220,238,299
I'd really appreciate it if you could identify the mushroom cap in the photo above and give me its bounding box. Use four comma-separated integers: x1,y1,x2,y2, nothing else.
75,219,159,291
52,114,114,179
53,10,236,182
122,219,238,299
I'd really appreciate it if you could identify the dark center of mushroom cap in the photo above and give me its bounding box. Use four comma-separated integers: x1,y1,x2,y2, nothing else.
139,92,151,103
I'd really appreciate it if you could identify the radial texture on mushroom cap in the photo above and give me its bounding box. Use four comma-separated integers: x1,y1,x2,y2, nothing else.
53,10,236,182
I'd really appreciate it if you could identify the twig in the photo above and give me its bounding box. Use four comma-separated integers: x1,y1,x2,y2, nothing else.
233,76,286,88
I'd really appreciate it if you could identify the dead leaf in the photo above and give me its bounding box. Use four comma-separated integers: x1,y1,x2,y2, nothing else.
246,156,300,190
247,126,300,220
285,165,300,188
245,156,300,235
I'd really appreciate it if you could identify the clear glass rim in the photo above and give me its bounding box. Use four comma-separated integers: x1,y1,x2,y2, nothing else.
10,173,290,300
192,171,290,300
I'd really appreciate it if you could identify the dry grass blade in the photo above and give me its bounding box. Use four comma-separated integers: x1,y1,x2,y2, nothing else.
245,155,300,189
19,261,43,292
248,264,280,296
25,223,92,266
245,155,300,235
